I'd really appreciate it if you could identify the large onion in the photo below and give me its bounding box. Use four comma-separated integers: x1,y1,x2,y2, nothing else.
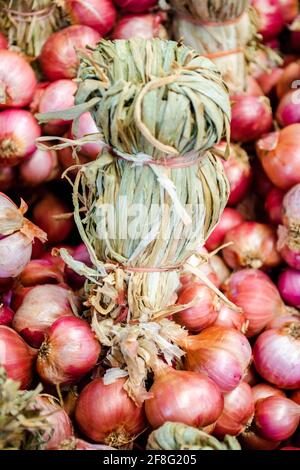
65,0,117,35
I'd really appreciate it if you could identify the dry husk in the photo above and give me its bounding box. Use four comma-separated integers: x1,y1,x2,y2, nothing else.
61,148,229,322
67,38,231,161
168,0,249,22
0,0,67,59
146,422,241,450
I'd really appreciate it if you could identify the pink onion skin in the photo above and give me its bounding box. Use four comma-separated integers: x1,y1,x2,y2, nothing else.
0,233,33,279
291,389,300,405
223,269,285,337
19,259,65,287
112,13,166,40
0,305,14,326
65,244,92,289
253,325,300,389
218,142,252,206
0,50,37,108
145,367,223,429
265,187,284,225
257,125,300,191
12,284,75,348
70,112,104,159
214,382,254,438
0,326,36,389
278,239,300,270
0,33,8,49
252,0,285,40
34,396,73,450
37,316,100,386
180,254,220,289
279,0,299,23
39,25,101,81
38,79,78,136
32,193,74,245
75,377,146,444
254,396,300,441
276,90,300,127
19,149,59,186
222,222,281,270
205,208,244,252
210,255,230,287
276,61,300,98
256,68,284,96
231,95,273,143
245,76,264,97
184,326,252,393
213,304,247,332
114,0,157,13
266,311,300,330
278,269,300,308
244,365,260,387
252,383,286,402
174,283,219,332
0,166,15,191
66,0,117,35
0,109,41,166
29,82,49,114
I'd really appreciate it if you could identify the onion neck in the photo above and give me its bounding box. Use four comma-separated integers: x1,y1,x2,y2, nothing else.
0,137,20,160
105,427,133,449
0,80,7,105
284,322,300,339
287,220,300,250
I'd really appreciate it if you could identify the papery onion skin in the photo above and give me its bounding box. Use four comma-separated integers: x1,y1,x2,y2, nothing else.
145,367,223,429
57,437,115,450
66,0,117,36
114,0,157,13
39,25,101,81
29,82,49,115
205,208,244,252
291,389,300,405
222,222,281,270
37,316,100,385
243,366,260,386
12,284,75,348
65,244,92,289
19,149,59,186
265,187,284,225
180,253,220,288
252,384,286,403
256,68,284,96
209,255,230,287
174,282,219,332
19,259,64,287
239,429,281,450
70,112,104,160
213,304,247,332
0,233,33,279
252,0,285,40
277,235,300,270
75,377,145,445
184,326,252,393
224,269,285,337
230,95,273,143
254,396,300,441
220,144,252,206
32,193,74,244
276,61,300,98
0,50,37,108
112,13,167,40
276,90,300,127
253,324,300,389
0,326,35,388
0,109,41,166
278,269,300,308
214,382,254,438
38,79,78,136
34,396,73,450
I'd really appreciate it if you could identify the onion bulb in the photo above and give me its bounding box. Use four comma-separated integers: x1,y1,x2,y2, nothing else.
112,13,167,39
113,0,157,13
65,0,117,35
231,95,273,143
19,149,59,186
205,208,244,252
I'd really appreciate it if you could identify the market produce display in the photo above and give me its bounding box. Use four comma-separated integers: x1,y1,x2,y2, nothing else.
0,0,300,453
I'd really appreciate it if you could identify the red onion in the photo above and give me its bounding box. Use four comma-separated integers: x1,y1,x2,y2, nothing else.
252,383,286,402
253,160,274,198
257,125,300,191
254,396,300,441
253,323,300,389
33,396,73,450
0,109,41,166
266,310,300,329
19,149,59,186
57,142,89,177
290,18,300,52
281,447,300,450
213,304,247,332
70,112,104,159
0,50,37,108
222,222,281,270
29,82,49,114
256,67,284,96
223,269,285,337
214,382,254,437
114,0,157,13
0,326,36,388
174,282,219,332
32,193,74,244
239,429,280,450
180,253,220,288
184,326,252,393
0,304,14,326
244,365,260,386
0,33,8,49
0,166,15,191
265,187,284,225
291,389,300,405
75,377,145,446
0,193,46,278
205,208,244,252
218,143,252,206
65,244,92,289
278,269,300,308
245,76,264,97
279,0,298,23
277,232,300,269
37,316,100,385
12,284,75,348
276,61,300,98
252,0,285,40
276,90,300,127
39,25,101,81
209,255,230,287
38,79,78,136
112,13,167,39
145,363,223,429
66,0,116,35
19,259,65,287
230,95,273,143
